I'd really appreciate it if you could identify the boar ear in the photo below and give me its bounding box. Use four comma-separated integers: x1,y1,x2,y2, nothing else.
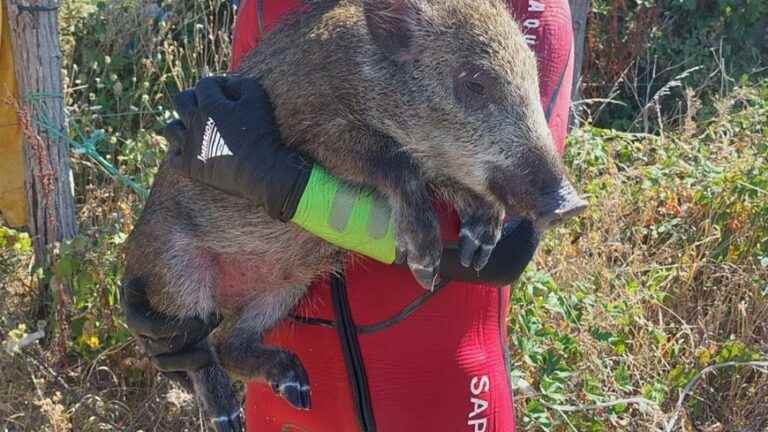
362,0,419,62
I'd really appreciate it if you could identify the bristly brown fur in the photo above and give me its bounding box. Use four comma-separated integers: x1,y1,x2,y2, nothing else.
123,0,574,425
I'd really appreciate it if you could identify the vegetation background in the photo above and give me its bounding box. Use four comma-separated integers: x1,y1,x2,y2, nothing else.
1,0,766,430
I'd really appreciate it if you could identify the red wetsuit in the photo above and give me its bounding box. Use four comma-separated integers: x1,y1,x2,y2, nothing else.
231,1,574,431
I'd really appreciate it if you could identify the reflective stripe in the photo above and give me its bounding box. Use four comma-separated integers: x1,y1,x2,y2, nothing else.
292,166,397,264
329,187,393,240
329,186,357,232
367,199,391,240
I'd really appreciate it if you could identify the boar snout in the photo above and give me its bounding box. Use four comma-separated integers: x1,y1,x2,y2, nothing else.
534,181,587,229
488,164,585,224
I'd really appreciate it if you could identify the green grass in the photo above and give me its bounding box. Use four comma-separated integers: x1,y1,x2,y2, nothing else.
1,1,767,431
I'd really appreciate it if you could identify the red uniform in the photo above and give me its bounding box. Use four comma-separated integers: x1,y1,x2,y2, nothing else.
231,1,574,430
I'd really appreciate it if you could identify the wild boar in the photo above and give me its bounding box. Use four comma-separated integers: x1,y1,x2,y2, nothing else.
123,0,586,430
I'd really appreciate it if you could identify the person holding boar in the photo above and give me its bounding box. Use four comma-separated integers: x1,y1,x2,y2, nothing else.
122,0,575,430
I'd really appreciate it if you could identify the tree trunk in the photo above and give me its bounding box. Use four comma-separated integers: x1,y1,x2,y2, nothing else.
569,0,590,126
5,0,76,311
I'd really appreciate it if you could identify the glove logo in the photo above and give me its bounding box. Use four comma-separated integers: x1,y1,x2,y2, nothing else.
199,117,233,162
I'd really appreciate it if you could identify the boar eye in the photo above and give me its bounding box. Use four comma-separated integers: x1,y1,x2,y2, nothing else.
465,81,485,96
453,64,498,112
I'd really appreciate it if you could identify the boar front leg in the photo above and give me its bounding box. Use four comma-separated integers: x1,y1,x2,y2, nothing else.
310,126,441,288
391,173,443,290
354,131,442,290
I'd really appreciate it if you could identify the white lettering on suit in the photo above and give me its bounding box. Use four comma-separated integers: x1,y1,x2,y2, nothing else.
468,375,490,432
523,0,547,46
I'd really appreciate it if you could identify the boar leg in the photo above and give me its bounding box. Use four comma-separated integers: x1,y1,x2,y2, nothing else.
391,174,443,290
453,190,505,272
212,292,311,410
343,129,443,290
188,358,244,432
214,326,311,410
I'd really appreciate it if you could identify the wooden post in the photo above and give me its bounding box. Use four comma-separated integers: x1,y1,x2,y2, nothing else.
5,0,76,311
569,0,590,126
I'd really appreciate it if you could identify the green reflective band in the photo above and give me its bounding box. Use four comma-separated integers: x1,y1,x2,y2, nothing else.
291,165,397,264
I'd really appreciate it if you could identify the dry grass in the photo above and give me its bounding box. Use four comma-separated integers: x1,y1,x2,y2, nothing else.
511,85,768,430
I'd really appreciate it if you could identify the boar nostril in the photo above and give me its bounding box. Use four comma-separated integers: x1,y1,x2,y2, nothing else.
536,182,588,229
553,198,588,220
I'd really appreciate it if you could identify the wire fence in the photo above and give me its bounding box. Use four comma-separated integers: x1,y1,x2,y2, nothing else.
26,92,150,201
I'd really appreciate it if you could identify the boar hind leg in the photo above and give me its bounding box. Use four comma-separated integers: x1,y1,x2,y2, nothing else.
214,288,311,410
189,361,244,432
215,327,311,410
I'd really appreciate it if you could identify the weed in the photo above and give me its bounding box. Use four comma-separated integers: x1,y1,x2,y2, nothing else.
513,83,768,430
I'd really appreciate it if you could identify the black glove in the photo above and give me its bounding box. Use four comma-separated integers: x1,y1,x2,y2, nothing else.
163,76,311,221
440,218,539,286
120,279,220,385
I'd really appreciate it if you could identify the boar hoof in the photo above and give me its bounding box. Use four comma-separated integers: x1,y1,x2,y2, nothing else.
409,262,441,291
270,360,311,410
396,206,443,291
211,409,244,432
